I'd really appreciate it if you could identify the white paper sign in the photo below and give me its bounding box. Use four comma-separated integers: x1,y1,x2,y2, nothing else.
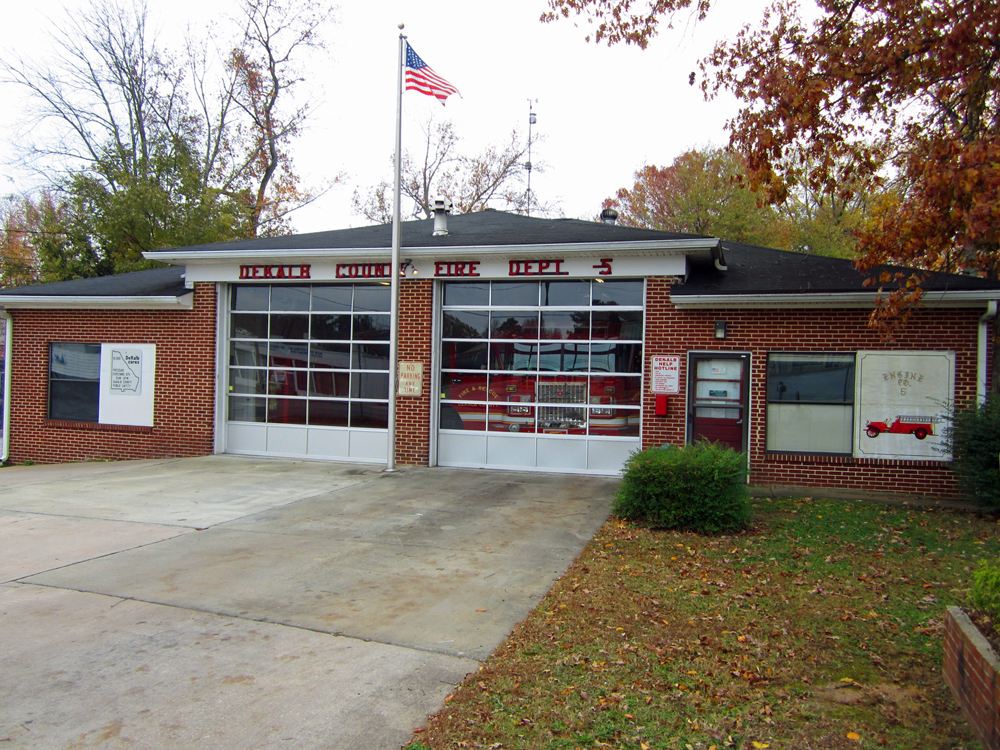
650,356,681,394
853,350,954,461
99,344,156,426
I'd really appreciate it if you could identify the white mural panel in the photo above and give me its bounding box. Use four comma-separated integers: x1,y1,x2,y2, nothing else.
853,351,954,461
98,344,156,427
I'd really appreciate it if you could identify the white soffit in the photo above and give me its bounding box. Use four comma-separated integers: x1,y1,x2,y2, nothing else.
0,293,194,310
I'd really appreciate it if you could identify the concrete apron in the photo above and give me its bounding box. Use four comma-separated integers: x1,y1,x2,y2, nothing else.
0,455,615,749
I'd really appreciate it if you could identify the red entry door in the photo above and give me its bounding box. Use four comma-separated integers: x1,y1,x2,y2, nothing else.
687,354,749,452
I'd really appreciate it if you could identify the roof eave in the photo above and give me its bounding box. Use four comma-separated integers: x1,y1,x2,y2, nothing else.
671,289,1000,309
0,293,194,310
144,238,722,265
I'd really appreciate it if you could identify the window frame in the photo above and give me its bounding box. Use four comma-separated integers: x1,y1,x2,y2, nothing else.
48,342,102,423
765,351,857,456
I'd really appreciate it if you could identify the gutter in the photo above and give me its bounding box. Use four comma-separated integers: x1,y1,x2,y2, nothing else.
0,293,193,310
979,300,997,404
1,311,10,464
672,290,1000,309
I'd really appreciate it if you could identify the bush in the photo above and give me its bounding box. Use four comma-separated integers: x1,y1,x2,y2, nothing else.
970,560,1000,620
612,442,752,534
944,394,1000,509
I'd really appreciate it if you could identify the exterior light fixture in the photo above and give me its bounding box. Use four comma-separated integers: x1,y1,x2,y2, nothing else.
714,320,727,340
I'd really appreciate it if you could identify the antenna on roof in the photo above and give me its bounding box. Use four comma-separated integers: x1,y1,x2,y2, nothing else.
525,99,537,217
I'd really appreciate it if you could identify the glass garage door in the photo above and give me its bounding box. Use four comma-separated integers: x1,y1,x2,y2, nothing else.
226,283,389,462
438,279,643,474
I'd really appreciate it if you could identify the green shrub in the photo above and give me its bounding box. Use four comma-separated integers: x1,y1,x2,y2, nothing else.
970,560,1000,619
612,442,752,534
944,394,1000,509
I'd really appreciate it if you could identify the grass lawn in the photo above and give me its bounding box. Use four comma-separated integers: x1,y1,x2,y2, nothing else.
404,495,999,750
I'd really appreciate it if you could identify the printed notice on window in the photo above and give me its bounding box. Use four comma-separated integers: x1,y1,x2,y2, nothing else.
99,344,156,427
109,349,142,395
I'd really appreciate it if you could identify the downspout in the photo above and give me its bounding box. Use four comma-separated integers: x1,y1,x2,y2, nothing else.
979,301,998,405
1,310,11,463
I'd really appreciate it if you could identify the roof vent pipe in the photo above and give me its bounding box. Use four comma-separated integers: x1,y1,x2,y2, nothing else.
600,208,618,225
432,197,453,236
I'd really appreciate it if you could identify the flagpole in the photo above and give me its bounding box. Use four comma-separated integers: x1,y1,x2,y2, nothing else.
386,27,405,473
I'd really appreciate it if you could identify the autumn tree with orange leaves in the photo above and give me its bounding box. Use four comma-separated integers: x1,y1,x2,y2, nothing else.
544,0,1000,339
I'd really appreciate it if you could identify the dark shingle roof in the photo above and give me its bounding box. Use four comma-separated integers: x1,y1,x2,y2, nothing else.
0,266,187,298
675,242,1000,296
147,210,704,254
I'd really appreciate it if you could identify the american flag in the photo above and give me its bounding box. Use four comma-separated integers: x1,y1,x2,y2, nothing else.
405,43,460,105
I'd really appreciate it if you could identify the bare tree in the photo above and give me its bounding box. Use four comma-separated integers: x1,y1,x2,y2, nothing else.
352,117,549,224
1,0,335,244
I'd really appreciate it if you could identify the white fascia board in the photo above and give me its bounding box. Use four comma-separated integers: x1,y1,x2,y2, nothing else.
0,293,194,310
144,238,722,265
671,289,1000,309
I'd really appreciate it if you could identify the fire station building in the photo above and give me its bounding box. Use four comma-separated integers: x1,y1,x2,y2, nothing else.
1,209,998,499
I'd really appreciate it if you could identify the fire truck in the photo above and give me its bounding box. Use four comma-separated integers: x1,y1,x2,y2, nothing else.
441,341,641,436
864,415,943,440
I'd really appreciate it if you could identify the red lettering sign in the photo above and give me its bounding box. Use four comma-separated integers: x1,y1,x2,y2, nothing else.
508,259,568,277
593,258,613,275
336,263,391,279
239,264,312,280
434,261,481,277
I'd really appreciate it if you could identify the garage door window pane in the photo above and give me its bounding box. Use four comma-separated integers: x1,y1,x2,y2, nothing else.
309,399,349,426
444,310,489,338
268,397,307,424
309,343,350,369
311,285,353,312
231,313,269,339
231,341,266,368
353,285,391,312
491,312,538,339
270,286,310,311
593,280,643,306
353,314,390,340
491,282,538,306
232,286,270,311
351,401,388,429
230,396,266,422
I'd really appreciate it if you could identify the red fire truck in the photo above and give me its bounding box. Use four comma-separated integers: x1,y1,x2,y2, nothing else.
864,415,942,440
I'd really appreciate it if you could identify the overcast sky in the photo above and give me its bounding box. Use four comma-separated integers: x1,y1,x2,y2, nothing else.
0,0,774,234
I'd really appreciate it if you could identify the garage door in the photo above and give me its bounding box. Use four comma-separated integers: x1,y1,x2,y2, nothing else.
225,283,390,462
438,279,643,474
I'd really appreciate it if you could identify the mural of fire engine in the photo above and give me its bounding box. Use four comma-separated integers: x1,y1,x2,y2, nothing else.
853,350,955,461
439,279,643,437
865,415,944,440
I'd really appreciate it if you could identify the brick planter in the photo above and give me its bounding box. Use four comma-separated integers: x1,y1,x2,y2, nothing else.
945,605,1000,749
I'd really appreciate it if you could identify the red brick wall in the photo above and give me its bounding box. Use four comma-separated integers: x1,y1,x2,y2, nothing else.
396,278,434,465
6,282,217,464
642,277,986,498
944,606,1000,750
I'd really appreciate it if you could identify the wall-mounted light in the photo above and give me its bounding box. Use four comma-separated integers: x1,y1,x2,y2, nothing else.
399,259,413,277
714,320,727,340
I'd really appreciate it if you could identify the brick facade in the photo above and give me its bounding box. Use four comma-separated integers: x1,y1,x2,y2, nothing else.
642,278,987,498
945,606,1000,750
4,274,989,496
6,282,217,464
396,279,434,465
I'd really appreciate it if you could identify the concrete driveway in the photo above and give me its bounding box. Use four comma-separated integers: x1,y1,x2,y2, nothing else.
0,456,615,749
